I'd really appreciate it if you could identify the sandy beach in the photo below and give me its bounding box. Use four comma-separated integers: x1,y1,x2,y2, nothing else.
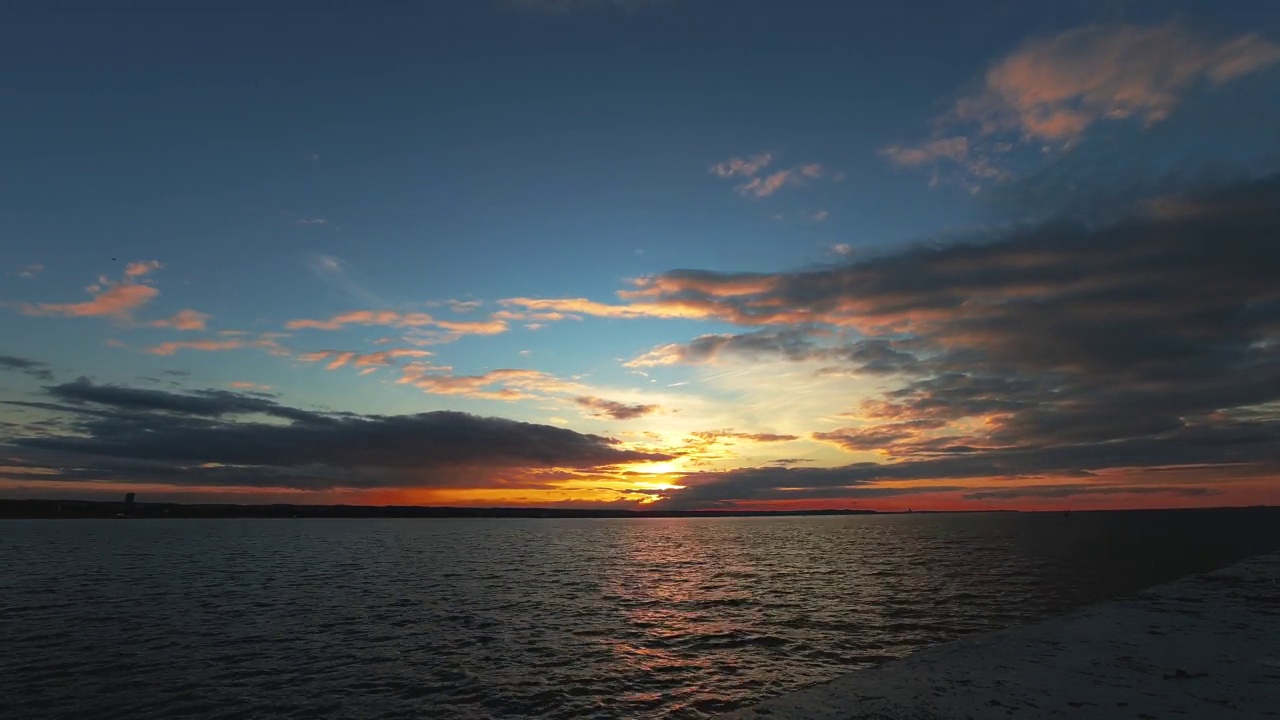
720,552,1280,719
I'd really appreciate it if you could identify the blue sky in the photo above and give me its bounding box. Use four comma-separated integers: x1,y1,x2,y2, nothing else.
3,0,1280,508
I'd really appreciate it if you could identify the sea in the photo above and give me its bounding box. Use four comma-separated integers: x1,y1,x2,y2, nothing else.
3,508,1279,720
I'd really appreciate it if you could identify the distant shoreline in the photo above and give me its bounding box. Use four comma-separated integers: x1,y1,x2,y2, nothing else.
1,498,894,519
0,498,1273,520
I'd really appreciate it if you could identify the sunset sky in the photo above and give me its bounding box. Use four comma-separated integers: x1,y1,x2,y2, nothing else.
3,0,1279,511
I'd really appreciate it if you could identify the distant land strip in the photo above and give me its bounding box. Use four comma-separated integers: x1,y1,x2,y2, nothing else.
1,499,1273,520
0,498,892,519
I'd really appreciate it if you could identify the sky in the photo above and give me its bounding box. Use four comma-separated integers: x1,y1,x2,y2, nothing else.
3,0,1280,511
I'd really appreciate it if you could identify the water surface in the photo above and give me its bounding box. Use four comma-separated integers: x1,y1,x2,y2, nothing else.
3,509,1279,719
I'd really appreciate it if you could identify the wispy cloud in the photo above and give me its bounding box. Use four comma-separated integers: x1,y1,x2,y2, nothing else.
229,381,271,392
397,366,582,402
711,155,838,199
969,24,1280,141
146,336,288,357
304,255,389,308
150,309,211,331
883,23,1280,186
287,309,509,347
0,355,54,381
710,153,774,179
297,348,435,373
575,396,661,420
881,137,970,167
18,264,43,279
124,260,163,278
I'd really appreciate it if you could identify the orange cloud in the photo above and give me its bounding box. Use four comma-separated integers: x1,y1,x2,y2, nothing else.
286,310,434,331
326,351,356,370
285,309,510,338
433,319,508,335
354,349,435,367
972,24,1280,140
124,260,163,278
621,272,778,299
499,297,725,321
397,365,583,402
883,23,1280,188
147,339,245,356
880,137,970,167
298,348,436,372
147,336,288,356
710,152,773,178
23,283,159,319
150,309,211,331
229,381,271,391
736,169,797,198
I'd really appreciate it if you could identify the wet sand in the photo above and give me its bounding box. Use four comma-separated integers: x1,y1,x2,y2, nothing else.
721,552,1280,719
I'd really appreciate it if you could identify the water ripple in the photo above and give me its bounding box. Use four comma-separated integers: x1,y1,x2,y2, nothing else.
2,509,1279,719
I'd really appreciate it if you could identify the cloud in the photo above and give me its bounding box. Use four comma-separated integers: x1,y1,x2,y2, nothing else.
2,380,672,492
14,262,169,322
286,309,509,339
627,329,824,367
884,23,1280,186
710,154,838,198
22,283,159,320
37,377,317,421
149,309,211,331
229,381,271,392
0,355,54,381
575,396,660,420
296,217,327,226
304,255,389,308
736,170,799,198
554,174,1280,503
446,300,484,313
971,24,1280,141
124,260,163,278
710,153,773,179
812,419,949,453
881,137,970,167
691,430,799,444
146,337,288,356
18,264,43,279
297,348,434,372
397,366,582,402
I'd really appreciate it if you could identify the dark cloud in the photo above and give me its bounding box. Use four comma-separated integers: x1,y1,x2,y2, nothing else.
45,377,324,423
616,174,1280,504
812,419,948,452
0,355,53,381
669,420,1280,506
3,381,672,491
630,330,920,375
574,396,660,420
